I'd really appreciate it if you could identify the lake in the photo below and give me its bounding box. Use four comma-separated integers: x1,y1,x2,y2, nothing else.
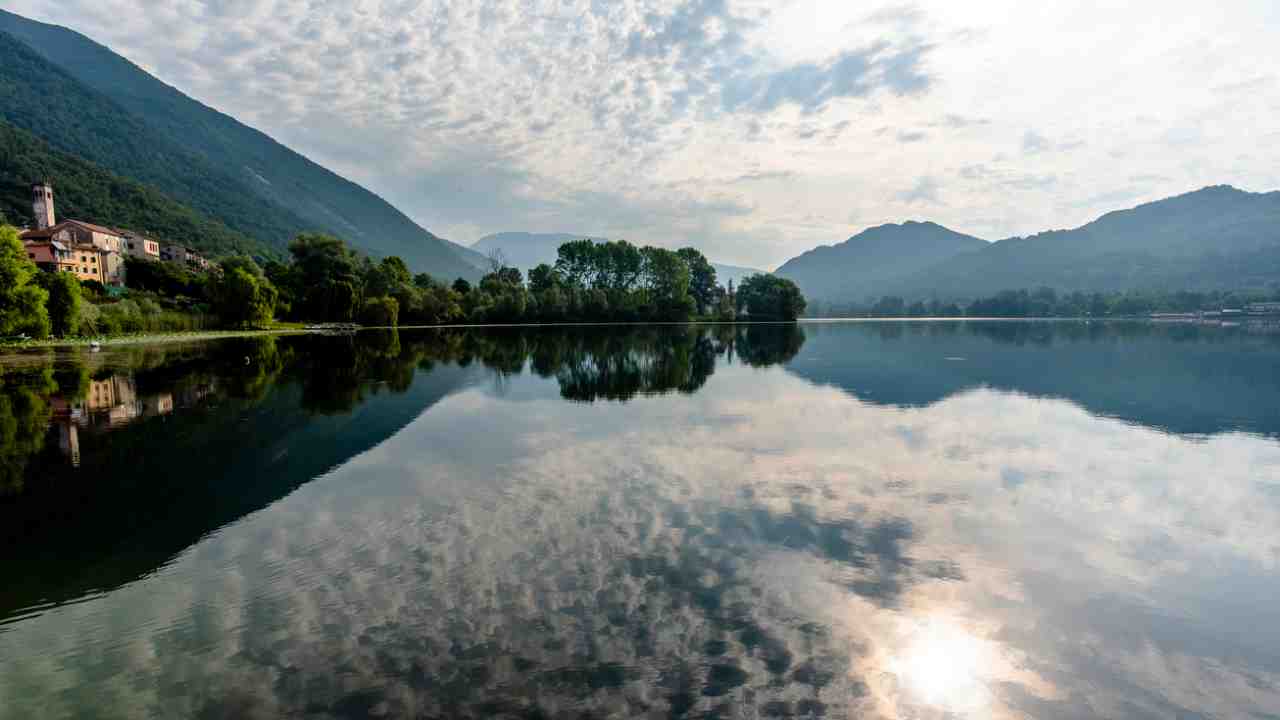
1,321,1278,719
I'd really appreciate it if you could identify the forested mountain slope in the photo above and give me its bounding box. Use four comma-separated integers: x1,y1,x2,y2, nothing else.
775,221,988,303
0,120,265,257
896,186,1280,298
0,12,479,280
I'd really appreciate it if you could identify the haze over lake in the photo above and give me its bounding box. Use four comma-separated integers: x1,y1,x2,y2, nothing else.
2,322,1279,719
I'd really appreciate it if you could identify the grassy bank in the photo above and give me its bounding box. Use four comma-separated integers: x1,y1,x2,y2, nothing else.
0,325,308,352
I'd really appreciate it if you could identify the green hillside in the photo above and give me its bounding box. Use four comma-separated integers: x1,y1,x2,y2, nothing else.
0,119,268,257
0,13,480,281
895,186,1280,298
774,187,1280,304
775,221,988,304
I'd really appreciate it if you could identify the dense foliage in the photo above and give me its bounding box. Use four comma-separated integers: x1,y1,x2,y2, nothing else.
736,274,807,320
266,234,804,326
34,270,80,337
124,258,207,300
4,225,806,339
0,224,49,338
208,257,279,328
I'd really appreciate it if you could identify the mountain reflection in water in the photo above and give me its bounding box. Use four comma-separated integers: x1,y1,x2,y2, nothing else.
0,321,1278,720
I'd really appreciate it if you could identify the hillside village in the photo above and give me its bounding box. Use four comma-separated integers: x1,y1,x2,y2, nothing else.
18,182,210,289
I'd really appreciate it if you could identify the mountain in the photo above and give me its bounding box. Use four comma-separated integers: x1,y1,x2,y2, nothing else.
0,119,265,256
776,186,1280,304
472,232,767,285
775,221,988,304
894,186,1280,298
0,12,480,280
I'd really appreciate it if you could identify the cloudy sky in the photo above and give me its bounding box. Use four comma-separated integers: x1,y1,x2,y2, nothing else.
6,0,1280,268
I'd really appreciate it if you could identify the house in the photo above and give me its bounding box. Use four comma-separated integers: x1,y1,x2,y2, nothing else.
19,183,127,287
121,231,162,261
160,243,210,271
23,238,106,284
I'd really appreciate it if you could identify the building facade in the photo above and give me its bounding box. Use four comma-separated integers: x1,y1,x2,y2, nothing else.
18,183,126,286
160,244,210,271
23,239,105,283
122,232,162,261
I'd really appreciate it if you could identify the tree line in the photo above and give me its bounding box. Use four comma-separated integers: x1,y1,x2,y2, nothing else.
807,287,1280,319
260,234,806,327
3,226,806,340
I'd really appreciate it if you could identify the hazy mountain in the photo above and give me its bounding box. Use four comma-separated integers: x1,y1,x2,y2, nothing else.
0,12,480,280
775,221,988,304
712,263,766,289
776,186,1280,304
472,232,767,285
893,185,1280,298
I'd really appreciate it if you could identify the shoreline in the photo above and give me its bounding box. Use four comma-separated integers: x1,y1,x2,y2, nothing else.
0,328,310,353
5,315,1261,356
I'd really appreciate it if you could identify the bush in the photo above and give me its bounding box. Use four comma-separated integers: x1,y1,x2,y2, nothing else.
76,302,101,336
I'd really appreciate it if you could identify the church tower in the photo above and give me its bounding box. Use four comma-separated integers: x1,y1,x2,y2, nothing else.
32,181,55,230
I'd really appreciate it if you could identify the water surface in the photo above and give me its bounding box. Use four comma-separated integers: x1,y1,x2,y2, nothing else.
1,322,1278,719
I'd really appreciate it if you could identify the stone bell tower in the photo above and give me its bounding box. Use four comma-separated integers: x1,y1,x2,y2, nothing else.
32,181,55,230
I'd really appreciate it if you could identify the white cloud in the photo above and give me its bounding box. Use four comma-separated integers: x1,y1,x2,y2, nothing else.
4,0,1280,266
3,364,1279,718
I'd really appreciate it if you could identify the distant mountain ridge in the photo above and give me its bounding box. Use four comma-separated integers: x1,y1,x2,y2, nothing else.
472,232,767,287
0,10,480,280
775,221,988,303
777,186,1280,304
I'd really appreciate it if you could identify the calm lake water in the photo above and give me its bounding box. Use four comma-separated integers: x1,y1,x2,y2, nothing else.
1,321,1279,719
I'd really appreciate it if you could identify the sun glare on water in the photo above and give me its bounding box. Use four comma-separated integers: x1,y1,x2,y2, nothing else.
889,617,993,715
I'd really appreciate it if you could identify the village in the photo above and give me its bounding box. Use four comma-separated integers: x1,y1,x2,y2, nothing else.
18,181,211,289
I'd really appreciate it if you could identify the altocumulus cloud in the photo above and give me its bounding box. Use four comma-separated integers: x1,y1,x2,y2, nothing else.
6,0,1280,267
4,0,935,266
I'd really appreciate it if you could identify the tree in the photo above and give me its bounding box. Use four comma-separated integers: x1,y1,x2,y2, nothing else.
641,247,694,320
0,225,50,338
528,263,562,294
37,270,82,337
209,257,277,328
736,274,807,321
414,273,442,291
676,247,717,314
365,256,412,298
597,240,645,291
125,257,205,298
360,296,399,326
289,233,359,318
556,239,600,288
452,278,472,295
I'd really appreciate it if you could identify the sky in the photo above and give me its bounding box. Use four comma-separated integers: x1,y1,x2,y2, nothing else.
4,0,1280,269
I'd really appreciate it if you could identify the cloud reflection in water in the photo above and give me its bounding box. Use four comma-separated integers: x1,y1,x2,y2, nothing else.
1,328,1279,719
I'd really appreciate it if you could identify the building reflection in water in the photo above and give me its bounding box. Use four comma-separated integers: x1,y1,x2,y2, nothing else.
46,372,212,467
